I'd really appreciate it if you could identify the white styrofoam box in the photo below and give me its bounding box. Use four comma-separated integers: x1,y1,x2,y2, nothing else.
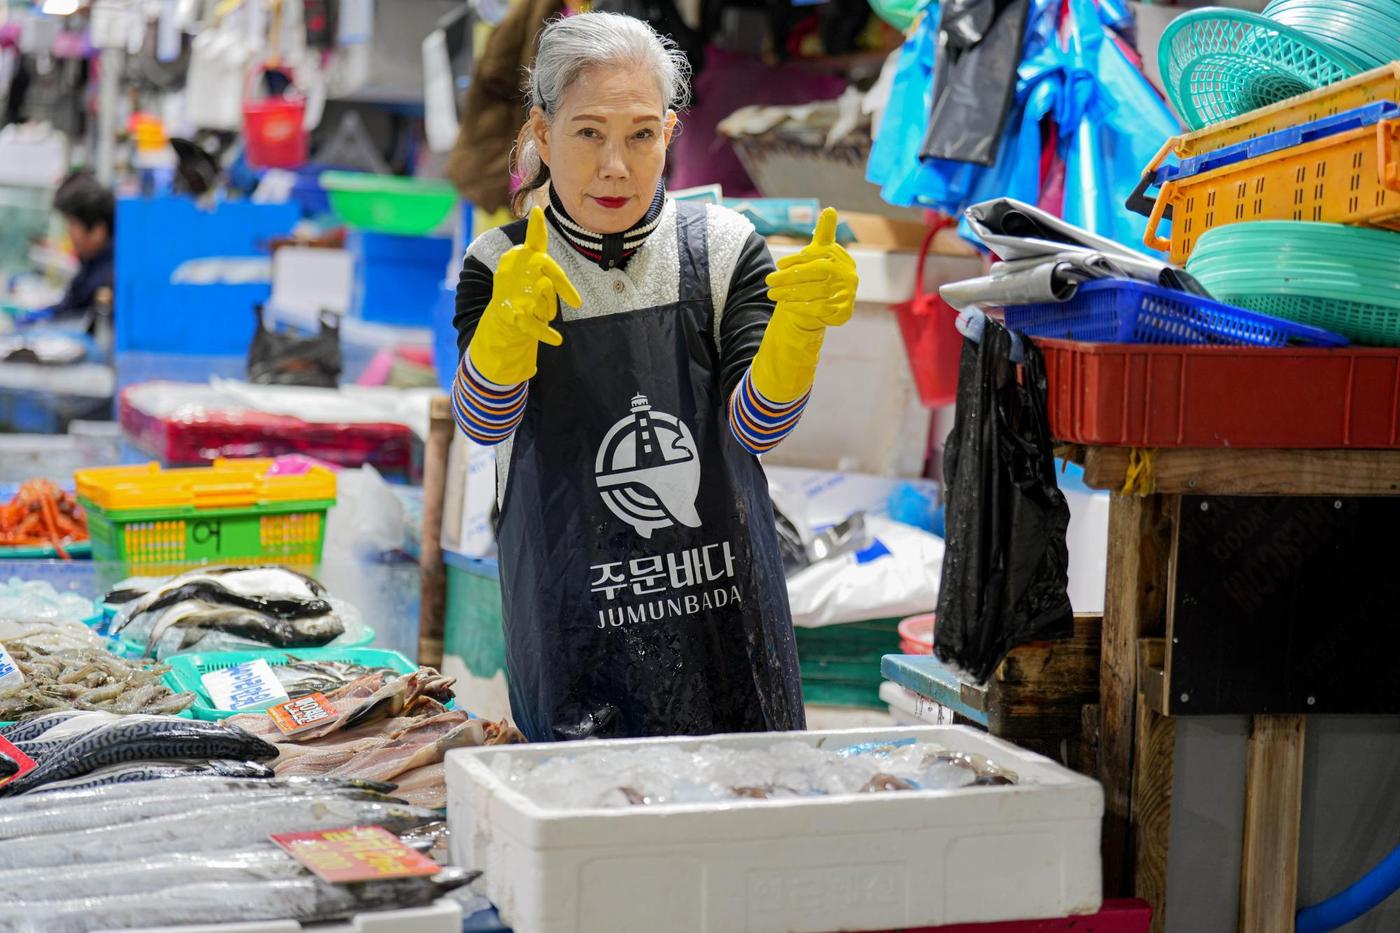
0,126,68,187
270,247,355,316
880,679,954,726
1063,484,1110,615
760,249,982,477
445,429,497,559
106,898,463,933
765,300,930,477
766,465,938,528
447,726,1103,933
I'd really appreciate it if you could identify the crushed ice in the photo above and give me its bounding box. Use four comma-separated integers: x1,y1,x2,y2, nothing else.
497,739,1021,809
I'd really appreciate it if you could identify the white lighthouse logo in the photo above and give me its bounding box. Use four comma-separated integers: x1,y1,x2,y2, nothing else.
594,393,702,539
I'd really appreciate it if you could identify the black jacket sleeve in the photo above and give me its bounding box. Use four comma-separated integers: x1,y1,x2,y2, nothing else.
453,254,494,362
717,231,777,401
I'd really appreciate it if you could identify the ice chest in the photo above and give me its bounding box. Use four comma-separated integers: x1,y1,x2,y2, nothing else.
446,726,1103,933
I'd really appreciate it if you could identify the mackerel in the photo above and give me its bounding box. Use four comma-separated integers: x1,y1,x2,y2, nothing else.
0,774,390,814
0,717,277,796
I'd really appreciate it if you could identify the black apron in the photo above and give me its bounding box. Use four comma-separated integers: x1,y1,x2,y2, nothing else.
496,202,807,742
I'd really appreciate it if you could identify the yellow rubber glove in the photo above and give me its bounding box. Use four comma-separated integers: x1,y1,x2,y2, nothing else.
467,207,583,385
750,207,858,403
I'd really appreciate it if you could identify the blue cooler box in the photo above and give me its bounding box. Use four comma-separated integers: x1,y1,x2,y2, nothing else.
350,230,454,327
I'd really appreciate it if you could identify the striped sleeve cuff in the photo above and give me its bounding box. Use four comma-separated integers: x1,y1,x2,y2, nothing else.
452,355,527,446
728,369,810,455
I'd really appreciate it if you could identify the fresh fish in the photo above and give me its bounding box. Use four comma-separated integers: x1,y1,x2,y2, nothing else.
12,759,274,795
0,712,86,743
17,711,121,743
273,658,399,698
398,817,451,853
0,835,438,904
0,718,278,796
0,782,403,840
112,567,332,627
140,600,344,656
0,794,440,868
328,712,487,782
0,754,15,781
0,774,391,813
0,868,475,932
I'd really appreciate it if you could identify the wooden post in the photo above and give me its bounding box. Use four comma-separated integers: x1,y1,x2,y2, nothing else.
418,395,454,669
1099,493,1174,897
1133,701,1176,933
1240,714,1306,933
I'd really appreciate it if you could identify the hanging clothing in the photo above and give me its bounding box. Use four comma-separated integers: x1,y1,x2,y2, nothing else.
452,200,807,741
445,0,564,213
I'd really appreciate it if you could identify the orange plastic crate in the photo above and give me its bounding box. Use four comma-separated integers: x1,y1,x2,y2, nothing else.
1038,339,1400,448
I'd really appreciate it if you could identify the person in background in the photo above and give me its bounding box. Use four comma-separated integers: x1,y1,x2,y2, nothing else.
39,171,115,331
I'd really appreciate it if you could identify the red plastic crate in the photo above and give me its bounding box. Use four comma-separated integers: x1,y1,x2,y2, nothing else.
1038,340,1400,448
119,389,421,479
868,899,1151,932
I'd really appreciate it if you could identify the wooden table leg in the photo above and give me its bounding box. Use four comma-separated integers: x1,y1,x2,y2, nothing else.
418,394,454,669
1100,493,1174,896
1133,701,1176,933
1240,714,1306,933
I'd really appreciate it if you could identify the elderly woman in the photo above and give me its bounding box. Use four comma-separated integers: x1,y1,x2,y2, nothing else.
452,12,857,743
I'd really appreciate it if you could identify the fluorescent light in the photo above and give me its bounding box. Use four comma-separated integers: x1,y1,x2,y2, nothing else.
42,0,82,15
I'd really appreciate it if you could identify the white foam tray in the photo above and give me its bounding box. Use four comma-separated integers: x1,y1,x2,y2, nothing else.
446,725,1103,933
105,898,463,933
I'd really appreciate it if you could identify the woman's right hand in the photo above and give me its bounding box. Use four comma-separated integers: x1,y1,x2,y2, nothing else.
467,207,583,385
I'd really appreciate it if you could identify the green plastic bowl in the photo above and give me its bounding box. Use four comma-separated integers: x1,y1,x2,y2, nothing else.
320,172,458,236
1159,8,1364,129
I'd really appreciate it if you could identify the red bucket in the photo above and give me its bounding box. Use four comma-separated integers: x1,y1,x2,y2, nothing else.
243,67,307,169
898,613,935,655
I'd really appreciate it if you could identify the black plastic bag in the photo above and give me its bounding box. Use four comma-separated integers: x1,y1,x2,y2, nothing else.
247,305,342,388
934,321,1072,682
920,0,1030,166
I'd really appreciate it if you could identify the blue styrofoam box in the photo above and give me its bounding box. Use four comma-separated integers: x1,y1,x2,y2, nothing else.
350,230,454,327
115,196,300,355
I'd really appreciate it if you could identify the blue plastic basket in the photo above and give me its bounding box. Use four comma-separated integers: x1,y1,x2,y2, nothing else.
1003,279,1349,347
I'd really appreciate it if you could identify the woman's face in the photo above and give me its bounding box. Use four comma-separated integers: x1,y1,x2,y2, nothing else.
532,65,676,234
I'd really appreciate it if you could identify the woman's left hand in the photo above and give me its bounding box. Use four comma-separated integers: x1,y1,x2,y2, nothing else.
764,208,857,331
751,208,858,403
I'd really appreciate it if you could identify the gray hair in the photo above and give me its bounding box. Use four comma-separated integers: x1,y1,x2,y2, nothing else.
511,12,691,216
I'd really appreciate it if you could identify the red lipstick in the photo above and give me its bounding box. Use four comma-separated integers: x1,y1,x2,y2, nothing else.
593,196,629,209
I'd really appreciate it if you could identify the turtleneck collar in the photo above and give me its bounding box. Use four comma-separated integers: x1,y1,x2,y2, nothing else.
545,184,666,271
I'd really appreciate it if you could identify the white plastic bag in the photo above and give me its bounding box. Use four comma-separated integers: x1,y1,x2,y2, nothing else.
786,516,944,628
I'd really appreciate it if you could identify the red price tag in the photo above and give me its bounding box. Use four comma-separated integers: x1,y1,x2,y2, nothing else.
0,736,37,789
267,692,338,736
271,825,441,883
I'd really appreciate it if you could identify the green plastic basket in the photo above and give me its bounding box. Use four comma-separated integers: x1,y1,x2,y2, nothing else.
162,647,418,720
1160,8,1364,129
80,497,333,574
320,172,458,236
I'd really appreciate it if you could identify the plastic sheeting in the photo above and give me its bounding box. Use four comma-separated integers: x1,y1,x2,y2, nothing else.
867,0,1180,254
